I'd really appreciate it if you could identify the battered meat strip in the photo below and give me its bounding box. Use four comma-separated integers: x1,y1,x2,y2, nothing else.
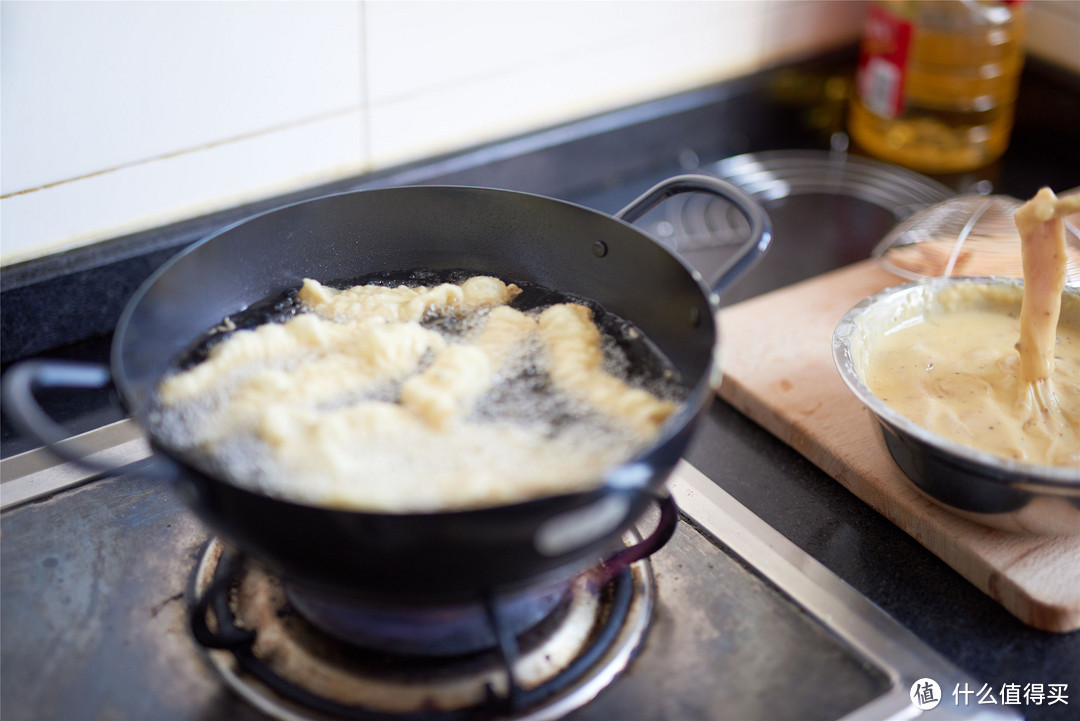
298,276,521,323
157,313,388,404
538,303,677,436
1014,188,1080,385
400,306,538,428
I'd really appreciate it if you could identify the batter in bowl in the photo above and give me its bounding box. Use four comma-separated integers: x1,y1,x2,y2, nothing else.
862,189,1080,468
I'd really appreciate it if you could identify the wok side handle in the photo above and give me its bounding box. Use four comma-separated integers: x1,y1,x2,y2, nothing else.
1,359,175,480
615,173,772,294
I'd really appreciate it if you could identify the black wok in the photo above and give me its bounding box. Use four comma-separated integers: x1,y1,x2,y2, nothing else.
3,175,770,604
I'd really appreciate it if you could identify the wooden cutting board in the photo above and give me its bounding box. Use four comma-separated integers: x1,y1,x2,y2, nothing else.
714,259,1080,633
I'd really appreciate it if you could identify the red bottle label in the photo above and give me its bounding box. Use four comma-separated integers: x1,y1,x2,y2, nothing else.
855,5,913,118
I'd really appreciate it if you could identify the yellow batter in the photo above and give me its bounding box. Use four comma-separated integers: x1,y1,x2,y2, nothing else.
863,286,1080,467
863,187,1080,469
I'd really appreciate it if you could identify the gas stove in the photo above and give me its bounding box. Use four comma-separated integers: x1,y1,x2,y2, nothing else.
0,160,1006,715
4,51,1078,721
0,435,991,721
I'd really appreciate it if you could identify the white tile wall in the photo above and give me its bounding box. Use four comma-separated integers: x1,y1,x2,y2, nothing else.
364,1,781,168
1,1,364,194
1026,0,1080,72
1,0,366,263
7,0,1072,266
763,0,868,66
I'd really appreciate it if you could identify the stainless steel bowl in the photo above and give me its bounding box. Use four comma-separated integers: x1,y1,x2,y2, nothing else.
832,277,1080,535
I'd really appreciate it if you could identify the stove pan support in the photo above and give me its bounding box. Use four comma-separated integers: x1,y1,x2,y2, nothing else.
187,498,678,721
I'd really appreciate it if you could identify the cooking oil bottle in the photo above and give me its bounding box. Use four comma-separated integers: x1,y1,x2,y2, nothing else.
848,0,1027,174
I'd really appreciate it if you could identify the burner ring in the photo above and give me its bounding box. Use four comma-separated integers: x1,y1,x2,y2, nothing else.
191,525,659,721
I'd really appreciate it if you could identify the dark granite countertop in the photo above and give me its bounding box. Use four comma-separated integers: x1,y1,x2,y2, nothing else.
3,48,1079,720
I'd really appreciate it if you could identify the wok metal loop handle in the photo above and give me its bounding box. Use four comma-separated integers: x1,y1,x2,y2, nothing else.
1,359,174,480
601,491,678,571
615,173,772,294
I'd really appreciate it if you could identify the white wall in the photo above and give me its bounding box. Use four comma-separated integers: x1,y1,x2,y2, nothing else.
2,0,1074,265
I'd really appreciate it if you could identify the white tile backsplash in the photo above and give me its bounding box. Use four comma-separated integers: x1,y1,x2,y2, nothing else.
367,1,771,169
2,0,366,264
1026,0,1080,73
31,0,1070,265
762,1,868,67
1,1,363,194
3,109,368,261
364,1,762,106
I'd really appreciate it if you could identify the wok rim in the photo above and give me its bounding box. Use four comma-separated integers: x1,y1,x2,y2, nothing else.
110,183,721,519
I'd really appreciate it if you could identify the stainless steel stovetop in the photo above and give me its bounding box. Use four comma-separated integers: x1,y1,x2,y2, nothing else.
0,429,1002,720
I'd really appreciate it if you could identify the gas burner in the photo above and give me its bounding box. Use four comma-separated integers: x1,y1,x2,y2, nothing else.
189,507,672,721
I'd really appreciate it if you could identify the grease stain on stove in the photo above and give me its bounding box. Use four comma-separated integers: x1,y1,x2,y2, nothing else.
150,592,185,618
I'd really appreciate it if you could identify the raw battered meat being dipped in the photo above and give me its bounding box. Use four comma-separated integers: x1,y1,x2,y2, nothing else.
1014,189,1080,386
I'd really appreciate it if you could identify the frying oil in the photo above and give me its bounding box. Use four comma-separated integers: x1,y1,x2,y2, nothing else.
151,272,686,512
847,0,1026,174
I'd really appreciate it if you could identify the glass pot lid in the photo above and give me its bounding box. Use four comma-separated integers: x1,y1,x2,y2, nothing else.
873,193,1080,285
